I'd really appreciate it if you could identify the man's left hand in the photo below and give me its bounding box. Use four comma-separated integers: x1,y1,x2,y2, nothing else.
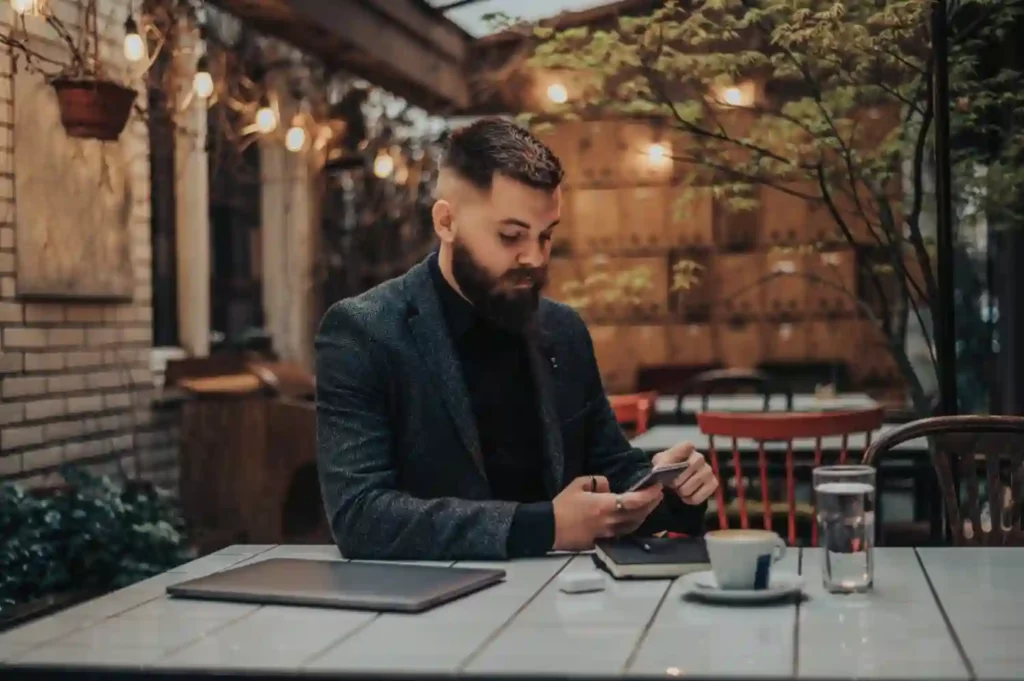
652,441,719,505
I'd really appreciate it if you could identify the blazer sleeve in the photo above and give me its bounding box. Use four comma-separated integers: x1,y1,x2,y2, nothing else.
315,302,520,561
571,313,708,537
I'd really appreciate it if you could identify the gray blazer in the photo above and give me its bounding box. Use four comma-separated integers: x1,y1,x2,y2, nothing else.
315,256,706,561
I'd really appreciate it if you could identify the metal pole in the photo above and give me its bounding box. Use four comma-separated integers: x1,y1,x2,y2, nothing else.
931,0,958,416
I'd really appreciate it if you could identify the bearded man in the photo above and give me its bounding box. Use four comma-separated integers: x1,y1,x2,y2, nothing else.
315,117,719,561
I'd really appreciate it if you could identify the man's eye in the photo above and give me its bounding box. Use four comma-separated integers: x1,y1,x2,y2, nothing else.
499,233,519,244
540,232,553,243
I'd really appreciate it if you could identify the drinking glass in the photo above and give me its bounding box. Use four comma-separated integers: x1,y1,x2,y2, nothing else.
813,465,876,594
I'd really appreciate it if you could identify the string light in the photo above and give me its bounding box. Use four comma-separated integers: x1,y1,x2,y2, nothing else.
123,14,145,63
9,0,45,16
192,55,213,98
285,114,306,152
372,150,394,178
255,96,277,134
546,82,568,104
722,86,743,106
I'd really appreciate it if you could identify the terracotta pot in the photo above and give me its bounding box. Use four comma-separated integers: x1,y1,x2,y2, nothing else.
51,77,136,141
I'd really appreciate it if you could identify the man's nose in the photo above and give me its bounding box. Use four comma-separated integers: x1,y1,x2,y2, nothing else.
518,242,545,268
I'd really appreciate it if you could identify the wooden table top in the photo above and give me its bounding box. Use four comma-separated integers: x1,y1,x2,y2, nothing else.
1,544,1020,680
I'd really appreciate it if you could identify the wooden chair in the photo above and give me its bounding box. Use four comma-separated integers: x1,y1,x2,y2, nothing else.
697,407,886,546
863,415,1024,546
672,368,794,421
609,392,657,436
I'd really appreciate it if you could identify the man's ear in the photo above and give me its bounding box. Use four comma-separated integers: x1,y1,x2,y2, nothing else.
432,199,455,243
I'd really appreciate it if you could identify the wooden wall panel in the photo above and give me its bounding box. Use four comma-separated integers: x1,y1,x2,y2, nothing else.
806,250,857,315
534,120,582,188
665,185,714,249
572,189,618,252
763,249,808,318
669,252,715,319
589,325,635,393
763,321,811,363
668,323,717,366
717,253,765,318
717,319,764,368
760,184,813,247
619,185,666,250
578,120,621,188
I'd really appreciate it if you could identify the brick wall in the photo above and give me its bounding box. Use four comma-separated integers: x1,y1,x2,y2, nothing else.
0,0,178,490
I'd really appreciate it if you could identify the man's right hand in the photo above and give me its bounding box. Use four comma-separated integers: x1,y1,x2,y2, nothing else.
551,475,664,551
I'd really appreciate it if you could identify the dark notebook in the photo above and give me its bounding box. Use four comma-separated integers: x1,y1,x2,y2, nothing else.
592,536,710,579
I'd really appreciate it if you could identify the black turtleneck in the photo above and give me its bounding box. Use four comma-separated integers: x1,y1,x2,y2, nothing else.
428,254,556,557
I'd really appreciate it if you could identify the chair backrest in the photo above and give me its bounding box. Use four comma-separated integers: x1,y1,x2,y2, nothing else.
697,407,886,545
863,415,1024,546
609,392,657,436
677,368,793,416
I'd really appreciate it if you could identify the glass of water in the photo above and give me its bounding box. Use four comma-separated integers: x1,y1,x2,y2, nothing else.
814,465,876,594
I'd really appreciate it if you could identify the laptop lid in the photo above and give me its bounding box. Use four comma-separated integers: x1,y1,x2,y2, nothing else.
166,558,506,613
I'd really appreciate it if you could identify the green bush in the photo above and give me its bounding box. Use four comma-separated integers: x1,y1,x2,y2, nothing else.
0,466,194,613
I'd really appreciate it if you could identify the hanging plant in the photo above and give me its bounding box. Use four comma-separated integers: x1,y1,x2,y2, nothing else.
50,77,136,141
45,0,137,140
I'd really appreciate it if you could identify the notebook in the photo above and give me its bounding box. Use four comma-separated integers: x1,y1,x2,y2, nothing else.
592,536,710,579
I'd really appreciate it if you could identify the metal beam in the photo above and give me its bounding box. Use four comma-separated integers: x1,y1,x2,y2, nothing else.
285,0,470,109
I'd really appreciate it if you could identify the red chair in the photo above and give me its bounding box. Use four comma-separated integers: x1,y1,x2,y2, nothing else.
609,392,658,436
697,408,885,546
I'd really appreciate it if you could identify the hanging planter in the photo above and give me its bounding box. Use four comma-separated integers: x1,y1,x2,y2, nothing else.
51,77,137,141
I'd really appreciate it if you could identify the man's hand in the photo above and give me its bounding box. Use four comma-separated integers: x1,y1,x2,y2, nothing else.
652,441,719,505
551,475,663,551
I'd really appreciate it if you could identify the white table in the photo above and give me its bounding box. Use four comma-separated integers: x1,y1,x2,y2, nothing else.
630,422,929,454
655,393,879,416
1,544,1020,679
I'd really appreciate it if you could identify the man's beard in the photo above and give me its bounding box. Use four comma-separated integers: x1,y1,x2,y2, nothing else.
451,239,547,333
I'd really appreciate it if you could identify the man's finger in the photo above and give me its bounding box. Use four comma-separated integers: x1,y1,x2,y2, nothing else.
654,440,696,466
677,471,705,498
617,487,663,511
580,475,610,493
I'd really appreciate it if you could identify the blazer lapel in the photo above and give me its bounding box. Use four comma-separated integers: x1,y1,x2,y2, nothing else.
527,326,565,496
404,262,487,480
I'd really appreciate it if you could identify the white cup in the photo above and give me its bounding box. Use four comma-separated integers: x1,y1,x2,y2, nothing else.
705,529,787,590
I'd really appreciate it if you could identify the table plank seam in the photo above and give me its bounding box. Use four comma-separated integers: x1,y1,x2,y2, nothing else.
455,555,574,672
792,547,803,678
619,579,674,673
913,548,978,681
296,560,456,670
0,547,277,661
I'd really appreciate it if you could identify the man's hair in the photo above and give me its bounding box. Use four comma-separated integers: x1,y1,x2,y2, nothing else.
440,117,564,192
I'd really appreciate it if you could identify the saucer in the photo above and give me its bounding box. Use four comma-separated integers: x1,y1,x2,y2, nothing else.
684,571,804,604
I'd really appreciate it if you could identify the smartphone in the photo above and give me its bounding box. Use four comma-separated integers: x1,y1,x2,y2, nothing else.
626,461,690,492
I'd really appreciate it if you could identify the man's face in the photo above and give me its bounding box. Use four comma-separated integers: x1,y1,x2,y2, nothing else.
444,174,561,331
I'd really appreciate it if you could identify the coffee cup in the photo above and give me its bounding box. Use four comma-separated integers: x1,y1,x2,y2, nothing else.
704,529,787,590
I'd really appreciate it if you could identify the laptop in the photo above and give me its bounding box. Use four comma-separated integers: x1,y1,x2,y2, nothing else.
166,558,506,613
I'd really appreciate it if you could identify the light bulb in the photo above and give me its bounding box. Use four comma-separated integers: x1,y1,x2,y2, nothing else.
546,83,568,104
123,33,145,62
722,86,743,106
10,0,40,15
193,71,213,98
255,106,277,134
373,152,394,178
646,143,668,164
285,125,306,152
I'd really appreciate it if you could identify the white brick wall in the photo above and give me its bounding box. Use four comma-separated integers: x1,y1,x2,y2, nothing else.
0,0,178,491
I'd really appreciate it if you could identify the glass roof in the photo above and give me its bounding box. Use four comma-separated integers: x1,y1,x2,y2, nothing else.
423,0,612,37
